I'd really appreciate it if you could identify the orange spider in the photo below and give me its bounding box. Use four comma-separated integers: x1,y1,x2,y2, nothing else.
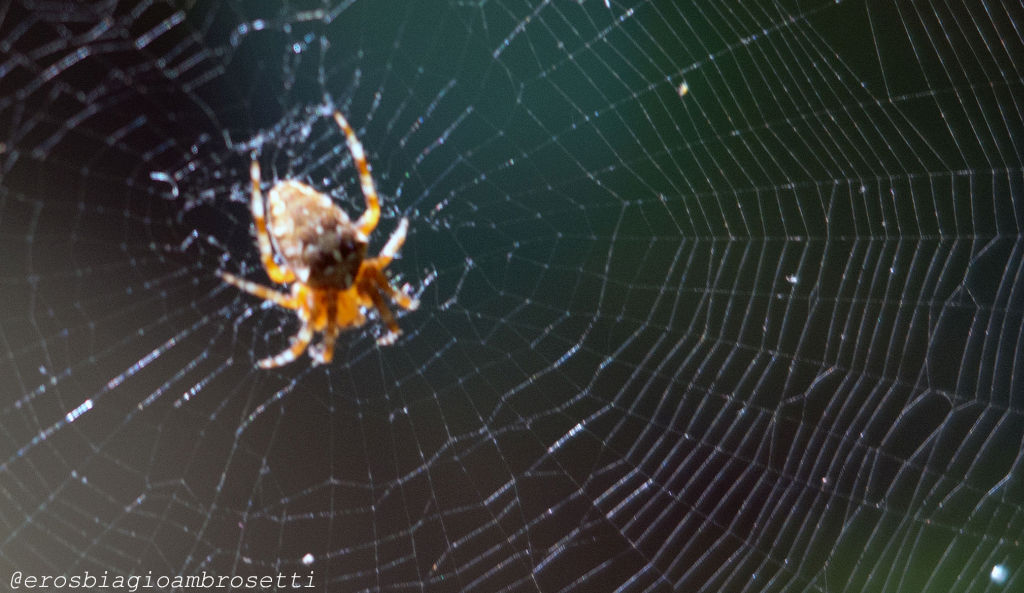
220,111,418,368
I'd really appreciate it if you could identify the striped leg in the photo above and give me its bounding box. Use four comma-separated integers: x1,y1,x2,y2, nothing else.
312,325,340,365
333,111,380,236
258,321,314,368
368,288,401,345
250,160,295,284
371,218,418,311
373,266,419,311
377,218,409,268
220,271,297,309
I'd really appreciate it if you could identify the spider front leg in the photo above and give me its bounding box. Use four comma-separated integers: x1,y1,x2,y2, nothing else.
333,111,380,236
250,160,296,285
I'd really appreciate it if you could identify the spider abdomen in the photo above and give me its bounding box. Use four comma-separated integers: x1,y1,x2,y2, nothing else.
268,181,368,289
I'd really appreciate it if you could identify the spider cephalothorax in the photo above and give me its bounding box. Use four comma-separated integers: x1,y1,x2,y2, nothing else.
220,111,418,368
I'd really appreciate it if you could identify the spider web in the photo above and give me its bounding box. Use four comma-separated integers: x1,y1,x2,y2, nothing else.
1,0,1022,591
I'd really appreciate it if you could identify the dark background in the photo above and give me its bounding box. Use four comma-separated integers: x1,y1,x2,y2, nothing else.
1,1,1022,591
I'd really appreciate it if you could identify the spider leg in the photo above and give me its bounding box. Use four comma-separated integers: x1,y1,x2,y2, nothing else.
258,318,315,368
357,263,417,346
376,218,409,268
312,325,340,364
333,111,380,236
368,288,401,345
366,219,418,310
250,160,296,284
220,271,298,309
368,264,419,311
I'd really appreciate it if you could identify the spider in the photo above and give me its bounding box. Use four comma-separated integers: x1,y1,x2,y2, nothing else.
220,111,418,368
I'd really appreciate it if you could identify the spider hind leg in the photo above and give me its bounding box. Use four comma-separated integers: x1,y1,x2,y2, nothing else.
310,325,340,365
258,321,315,369
219,271,297,309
